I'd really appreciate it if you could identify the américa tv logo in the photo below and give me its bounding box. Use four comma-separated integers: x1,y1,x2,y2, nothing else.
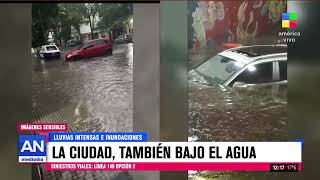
282,12,297,28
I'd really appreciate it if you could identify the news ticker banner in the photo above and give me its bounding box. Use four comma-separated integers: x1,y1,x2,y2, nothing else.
18,123,302,172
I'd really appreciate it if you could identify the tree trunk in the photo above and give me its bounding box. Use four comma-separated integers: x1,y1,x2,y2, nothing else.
76,26,82,43
108,31,112,41
88,15,94,40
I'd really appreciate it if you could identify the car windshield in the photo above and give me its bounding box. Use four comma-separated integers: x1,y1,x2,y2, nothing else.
77,42,92,50
46,46,57,51
192,54,244,85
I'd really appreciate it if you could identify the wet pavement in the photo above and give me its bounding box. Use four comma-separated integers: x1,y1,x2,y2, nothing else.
32,43,133,180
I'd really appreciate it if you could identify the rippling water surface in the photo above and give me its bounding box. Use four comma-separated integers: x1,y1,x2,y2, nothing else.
32,44,133,132
188,81,287,179
189,81,287,142
32,44,133,180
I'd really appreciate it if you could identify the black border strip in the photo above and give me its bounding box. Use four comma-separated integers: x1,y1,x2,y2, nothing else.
0,0,159,3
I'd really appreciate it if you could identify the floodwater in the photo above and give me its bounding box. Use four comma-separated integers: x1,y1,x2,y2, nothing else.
189,82,287,142
32,44,133,132
188,80,287,179
32,43,133,180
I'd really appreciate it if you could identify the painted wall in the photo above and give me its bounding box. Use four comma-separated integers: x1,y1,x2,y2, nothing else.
189,0,287,51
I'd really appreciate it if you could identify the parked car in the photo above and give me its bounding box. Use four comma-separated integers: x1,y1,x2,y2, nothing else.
65,38,112,61
114,35,125,44
189,44,287,87
124,34,133,43
115,34,132,44
38,44,61,59
66,39,79,47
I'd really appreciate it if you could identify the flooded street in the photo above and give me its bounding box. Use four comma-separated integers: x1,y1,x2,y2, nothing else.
32,43,133,180
189,82,287,142
188,82,287,179
32,43,133,132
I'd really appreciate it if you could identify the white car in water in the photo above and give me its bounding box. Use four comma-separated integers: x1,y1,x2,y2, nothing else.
189,44,287,87
39,44,61,59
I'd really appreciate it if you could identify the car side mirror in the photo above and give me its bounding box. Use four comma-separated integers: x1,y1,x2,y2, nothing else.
232,81,247,88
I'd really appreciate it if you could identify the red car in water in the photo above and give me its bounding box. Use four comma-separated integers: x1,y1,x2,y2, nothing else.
65,38,112,61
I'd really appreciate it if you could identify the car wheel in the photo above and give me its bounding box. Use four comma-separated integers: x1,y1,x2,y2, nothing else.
77,55,82,60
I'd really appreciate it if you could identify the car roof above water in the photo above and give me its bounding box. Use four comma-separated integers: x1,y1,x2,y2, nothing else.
87,38,109,43
219,44,287,64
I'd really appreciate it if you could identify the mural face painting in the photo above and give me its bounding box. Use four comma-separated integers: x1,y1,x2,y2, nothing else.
189,0,287,58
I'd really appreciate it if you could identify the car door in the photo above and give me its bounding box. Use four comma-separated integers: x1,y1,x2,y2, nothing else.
94,39,107,56
81,41,95,58
276,60,287,82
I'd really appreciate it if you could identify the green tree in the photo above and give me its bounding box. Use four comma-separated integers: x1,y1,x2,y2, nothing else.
78,3,100,40
63,4,85,41
52,5,69,46
33,3,133,47
50,4,88,46
32,4,59,47
97,3,133,40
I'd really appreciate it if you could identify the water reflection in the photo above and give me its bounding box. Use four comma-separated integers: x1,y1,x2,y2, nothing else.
188,82,287,179
32,44,133,180
32,44,133,132
189,82,287,142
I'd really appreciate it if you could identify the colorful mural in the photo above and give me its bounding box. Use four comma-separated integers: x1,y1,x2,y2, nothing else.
189,0,287,52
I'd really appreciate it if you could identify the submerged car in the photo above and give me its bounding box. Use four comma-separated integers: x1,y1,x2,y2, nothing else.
38,44,61,59
188,44,288,142
65,38,112,61
189,44,287,87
